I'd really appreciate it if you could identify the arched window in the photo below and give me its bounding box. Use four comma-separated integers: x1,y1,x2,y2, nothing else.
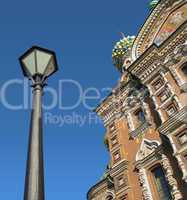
181,63,187,76
152,166,172,200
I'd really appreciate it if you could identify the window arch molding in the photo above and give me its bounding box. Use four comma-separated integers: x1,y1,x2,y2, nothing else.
105,191,115,200
180,62,187,76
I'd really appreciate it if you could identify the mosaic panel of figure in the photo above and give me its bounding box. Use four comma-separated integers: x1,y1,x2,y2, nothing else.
154,4,187,45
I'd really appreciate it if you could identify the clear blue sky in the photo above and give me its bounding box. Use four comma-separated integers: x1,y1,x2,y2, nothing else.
0,0,149,199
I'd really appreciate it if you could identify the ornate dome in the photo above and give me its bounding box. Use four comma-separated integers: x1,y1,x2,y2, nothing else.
149,0,159,10
112,36,135,72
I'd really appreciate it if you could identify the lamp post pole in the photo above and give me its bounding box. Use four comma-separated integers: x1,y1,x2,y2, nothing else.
24,77,45,200
19,46,58,200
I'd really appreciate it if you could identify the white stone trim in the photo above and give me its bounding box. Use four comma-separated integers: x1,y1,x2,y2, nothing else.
125,111,135,131
136,139,160,162
168,135,187,183
139,168,153,200
161,154,183,200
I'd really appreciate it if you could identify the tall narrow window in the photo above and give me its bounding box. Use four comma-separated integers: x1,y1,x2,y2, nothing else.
135,109,146,124
152,166,172,200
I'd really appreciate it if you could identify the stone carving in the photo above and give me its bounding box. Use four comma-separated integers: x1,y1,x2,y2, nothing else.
139,168,153,200
141,101,153,125
136,139,160,161
175,154,187,183
136,140,160,200
125,110,135,132
161,154,183,200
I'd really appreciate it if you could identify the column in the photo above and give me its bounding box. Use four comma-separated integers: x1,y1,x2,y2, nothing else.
161,154,182,200
139,168,153,200
125,110,135,131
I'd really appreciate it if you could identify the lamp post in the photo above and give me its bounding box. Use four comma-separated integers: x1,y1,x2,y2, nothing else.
19,46,58,200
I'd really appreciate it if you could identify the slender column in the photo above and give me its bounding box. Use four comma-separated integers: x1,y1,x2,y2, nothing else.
161,154,182,200
168,136,187,183
175,155,187,183
126,111,135,131
142,101,153,125
24,82,45,200
150,94,165,122
139,168,153,200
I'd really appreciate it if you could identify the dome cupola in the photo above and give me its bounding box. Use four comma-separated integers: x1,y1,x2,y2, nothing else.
112,35,135,72
149,0,159,10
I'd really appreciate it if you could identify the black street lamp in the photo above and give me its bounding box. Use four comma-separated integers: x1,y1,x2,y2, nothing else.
19,46,58,200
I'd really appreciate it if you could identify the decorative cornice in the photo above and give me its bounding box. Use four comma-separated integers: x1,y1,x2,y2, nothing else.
87,160,128,199
87,178,108,200
132,0,165,59
95,82,132,126
110,160,128,178
129,22,187,83
87,178,115,200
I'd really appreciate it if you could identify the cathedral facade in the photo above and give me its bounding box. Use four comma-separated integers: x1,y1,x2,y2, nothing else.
87,0,187,199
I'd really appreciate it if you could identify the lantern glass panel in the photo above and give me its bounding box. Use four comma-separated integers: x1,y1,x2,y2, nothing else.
44,57,56,77
36,50,53,75
22,51,36,76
